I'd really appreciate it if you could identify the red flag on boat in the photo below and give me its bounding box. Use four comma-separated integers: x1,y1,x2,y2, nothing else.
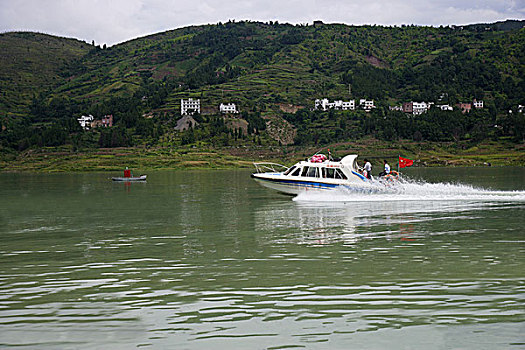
399,156,414,168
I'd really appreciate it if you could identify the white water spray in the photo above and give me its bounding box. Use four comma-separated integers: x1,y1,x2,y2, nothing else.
294,177,525,203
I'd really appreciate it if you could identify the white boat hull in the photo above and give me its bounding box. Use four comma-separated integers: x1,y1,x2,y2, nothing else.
251,173,376,195
252,175,336,195
111,175,147,182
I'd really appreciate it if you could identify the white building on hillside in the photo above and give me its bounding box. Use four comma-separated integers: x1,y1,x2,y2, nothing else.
181,98,200,116
338,100,355,110
412,102,430,115
314,98,330,111
359,99,375,112
77,115,94,130
315,98,355,111
219,103,238,114
473,99,484,109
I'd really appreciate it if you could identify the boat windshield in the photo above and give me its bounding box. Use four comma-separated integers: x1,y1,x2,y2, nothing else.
284,166,296,175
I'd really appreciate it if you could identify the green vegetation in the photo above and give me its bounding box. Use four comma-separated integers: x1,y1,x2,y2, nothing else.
0,20,524,171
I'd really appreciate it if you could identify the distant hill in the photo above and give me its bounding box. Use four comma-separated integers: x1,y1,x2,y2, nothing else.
463,19,525,32
0,20,523,117
0,32,90,115
0,20,523,155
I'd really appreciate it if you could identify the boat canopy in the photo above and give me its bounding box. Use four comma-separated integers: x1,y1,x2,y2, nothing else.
340,155,359,170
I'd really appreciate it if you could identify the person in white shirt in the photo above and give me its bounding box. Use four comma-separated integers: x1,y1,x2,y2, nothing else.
363,159,372,179
379,160,390,177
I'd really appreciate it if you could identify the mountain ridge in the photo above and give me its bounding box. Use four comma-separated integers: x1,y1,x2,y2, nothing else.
0,20,523,160
1,19,523,117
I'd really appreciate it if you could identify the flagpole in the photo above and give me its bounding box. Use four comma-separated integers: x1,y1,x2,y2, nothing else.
398,155,400,173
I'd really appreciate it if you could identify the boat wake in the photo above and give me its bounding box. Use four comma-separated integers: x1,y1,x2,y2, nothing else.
293,177,525,203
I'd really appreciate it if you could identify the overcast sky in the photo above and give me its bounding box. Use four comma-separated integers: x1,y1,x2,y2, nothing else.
0,0,523,46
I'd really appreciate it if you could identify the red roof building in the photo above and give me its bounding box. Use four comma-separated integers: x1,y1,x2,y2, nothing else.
456,103,472,114
101,115,113,127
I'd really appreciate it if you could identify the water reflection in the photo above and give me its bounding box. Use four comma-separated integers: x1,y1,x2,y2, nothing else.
253,198,519,246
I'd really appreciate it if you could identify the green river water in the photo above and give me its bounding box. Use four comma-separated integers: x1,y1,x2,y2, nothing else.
0,167,524,349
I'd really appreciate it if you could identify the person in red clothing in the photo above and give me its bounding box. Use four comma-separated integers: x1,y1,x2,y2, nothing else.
123,167,133,178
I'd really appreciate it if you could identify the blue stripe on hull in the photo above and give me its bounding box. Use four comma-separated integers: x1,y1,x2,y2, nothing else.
255,177,340,189
351,171,366,181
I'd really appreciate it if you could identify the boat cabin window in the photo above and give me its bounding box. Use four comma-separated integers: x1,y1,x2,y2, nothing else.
301,167,309,177
324,168,335,178
284,166,296,175
307,167,318,177
301,166,318,177
335,169,347,179
323,167,347,180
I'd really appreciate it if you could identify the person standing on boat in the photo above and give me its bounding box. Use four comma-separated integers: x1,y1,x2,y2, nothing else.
379,160,390,177
124,167,133,178
363,159,372,179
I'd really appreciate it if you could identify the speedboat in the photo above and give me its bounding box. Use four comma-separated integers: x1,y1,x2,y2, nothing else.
252,154,378,195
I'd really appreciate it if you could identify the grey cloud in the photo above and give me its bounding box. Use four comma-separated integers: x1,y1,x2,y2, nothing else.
0,0,522,45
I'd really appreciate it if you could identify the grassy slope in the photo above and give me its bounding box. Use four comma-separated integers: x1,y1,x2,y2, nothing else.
0,32,90,115
52,26,205,103
1,22,523,115
160,24,524,112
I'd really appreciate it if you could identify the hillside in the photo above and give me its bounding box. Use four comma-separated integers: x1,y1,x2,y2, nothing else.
0,20,524,165
0,32,91,115
1,21,524,116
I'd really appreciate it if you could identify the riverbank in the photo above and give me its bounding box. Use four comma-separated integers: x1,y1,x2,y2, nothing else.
1,139,523,172
0,147,253,172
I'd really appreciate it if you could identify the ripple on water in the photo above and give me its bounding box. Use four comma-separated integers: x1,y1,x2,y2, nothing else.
0,169,524,349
